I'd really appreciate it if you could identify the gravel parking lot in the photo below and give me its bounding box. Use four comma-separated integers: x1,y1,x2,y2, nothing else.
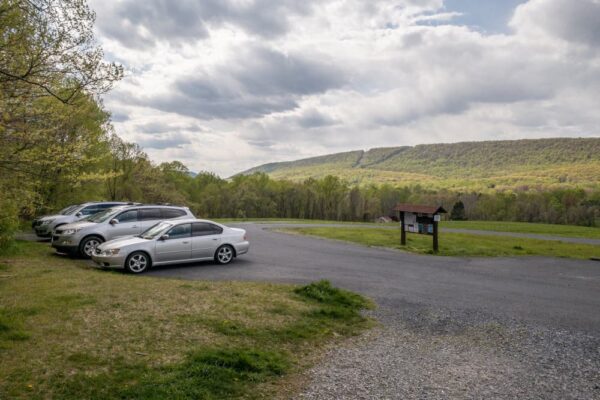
299,303,599,399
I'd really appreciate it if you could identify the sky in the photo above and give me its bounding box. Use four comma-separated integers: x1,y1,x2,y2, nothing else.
89,0,600,177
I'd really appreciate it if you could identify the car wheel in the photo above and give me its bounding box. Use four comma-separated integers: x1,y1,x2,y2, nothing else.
79,236,103,259
215,245,234,265
125,252,151,274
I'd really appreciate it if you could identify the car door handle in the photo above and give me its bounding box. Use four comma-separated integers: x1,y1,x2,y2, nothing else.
132,225,138,228
183,241,189,244
212,238,218,240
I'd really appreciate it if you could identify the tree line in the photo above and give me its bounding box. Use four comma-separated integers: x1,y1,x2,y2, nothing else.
1,0,598,251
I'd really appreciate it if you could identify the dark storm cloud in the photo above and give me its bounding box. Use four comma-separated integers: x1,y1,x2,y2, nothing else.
141,46,346,120
96,0,316,48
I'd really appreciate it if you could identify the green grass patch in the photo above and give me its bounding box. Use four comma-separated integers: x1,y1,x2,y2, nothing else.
279,227,600,259
444,220,600,239
0,241,371,399
53,348,291,399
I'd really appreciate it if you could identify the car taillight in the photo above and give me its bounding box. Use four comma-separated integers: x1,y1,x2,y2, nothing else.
243,233,247,240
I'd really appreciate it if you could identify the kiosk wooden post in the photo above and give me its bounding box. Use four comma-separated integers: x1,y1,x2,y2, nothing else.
393,204,446,253
400,211,406,245
433,219,439,252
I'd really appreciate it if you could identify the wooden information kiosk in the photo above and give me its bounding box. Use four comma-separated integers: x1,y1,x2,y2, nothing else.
393,203,447,252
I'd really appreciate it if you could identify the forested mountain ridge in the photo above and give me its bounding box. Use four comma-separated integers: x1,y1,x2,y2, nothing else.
239,138,600,190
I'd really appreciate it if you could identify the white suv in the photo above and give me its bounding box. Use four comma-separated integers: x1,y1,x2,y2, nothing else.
51,205,195,257
32,202,133,237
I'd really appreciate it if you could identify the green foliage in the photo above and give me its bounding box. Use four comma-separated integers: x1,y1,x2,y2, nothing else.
450,201,466,221
241,138,600,191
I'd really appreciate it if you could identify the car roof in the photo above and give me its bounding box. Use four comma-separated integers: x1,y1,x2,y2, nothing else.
123,204,190,210
166,218,221,225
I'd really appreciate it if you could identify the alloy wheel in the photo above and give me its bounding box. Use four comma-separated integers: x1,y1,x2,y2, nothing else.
217,246,233,264
84,239,101,257
128,254,148,273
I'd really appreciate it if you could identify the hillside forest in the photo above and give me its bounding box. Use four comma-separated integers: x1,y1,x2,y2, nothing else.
1,0,599,251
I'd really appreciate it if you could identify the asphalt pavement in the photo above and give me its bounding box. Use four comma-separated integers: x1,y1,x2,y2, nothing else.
147,222,600,333
146,223,600,399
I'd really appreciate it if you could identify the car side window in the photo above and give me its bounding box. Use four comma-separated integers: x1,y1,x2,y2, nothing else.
116,210,138,223
161,209,187,219
80,205,100,215
167,223,191,239
139,208,162,221
192,223,223,236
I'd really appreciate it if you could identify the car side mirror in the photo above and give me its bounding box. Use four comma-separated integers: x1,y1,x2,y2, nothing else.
160,234,169,241
109,219,119,225
76,212,82,217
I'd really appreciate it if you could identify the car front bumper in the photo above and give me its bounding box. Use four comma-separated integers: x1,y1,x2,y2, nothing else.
51,234,78,253
34,226,52,237
91,253,127,269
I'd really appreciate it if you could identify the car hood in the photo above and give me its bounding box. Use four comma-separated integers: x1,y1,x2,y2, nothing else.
37,214,64,221
59,221,97,231
100,236,149,250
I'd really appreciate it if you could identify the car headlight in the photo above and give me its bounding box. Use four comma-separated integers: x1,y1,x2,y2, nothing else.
62,228,81,235
41,219,54,225
102,249,120,256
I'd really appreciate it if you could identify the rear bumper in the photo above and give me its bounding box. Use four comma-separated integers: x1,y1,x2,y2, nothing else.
234,241,250,256
91,254,126,269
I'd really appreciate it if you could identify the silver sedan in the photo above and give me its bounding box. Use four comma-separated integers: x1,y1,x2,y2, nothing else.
91,219,249,274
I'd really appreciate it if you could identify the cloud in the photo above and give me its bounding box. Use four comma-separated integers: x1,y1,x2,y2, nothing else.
135,132,193,149
94,0,600,177
94,0,317,48
297,109,338,129
511,0,600,47
138,45,346,120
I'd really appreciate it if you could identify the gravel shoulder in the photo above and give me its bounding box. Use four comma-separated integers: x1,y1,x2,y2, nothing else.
299,303,600,400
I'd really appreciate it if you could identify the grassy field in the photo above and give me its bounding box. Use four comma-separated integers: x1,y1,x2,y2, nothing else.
216,218,599,239
214,218,384,225
278,227,600,259
0,241,372,399
443,220,600,239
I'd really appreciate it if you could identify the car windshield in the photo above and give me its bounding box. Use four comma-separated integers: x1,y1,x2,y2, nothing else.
83,207,124,223
140,221,173,240
59,205,80,215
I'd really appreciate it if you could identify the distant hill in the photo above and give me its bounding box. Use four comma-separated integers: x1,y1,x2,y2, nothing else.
238,138,600,191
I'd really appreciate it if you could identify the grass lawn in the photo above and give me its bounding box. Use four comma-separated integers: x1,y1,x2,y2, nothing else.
215,218,599,240
0,241,372,399
443,220,600,239
278,227,600,259
214,218,383,225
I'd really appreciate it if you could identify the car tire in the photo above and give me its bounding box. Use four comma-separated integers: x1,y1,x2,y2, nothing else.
125,251,151,274
215,245,234,265
78,235,103,259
